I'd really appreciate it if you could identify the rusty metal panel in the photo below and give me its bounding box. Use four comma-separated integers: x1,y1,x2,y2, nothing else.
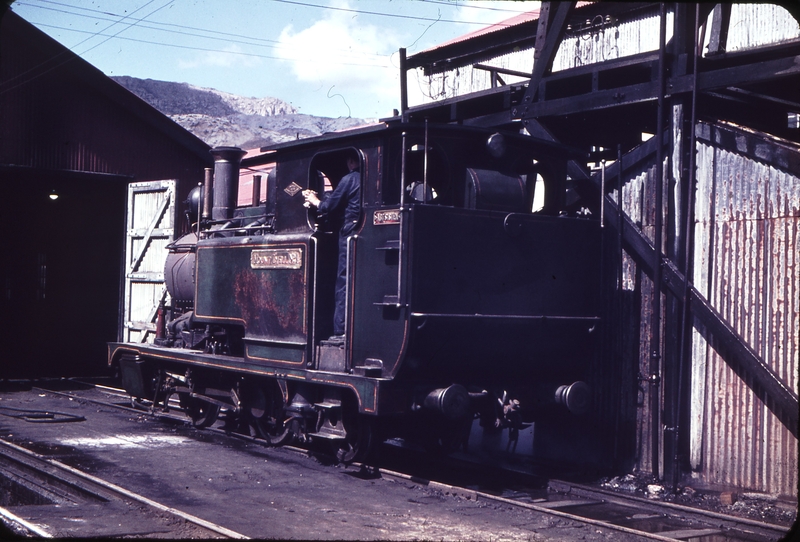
123,181,177,343
616,156,669,476
616,124,798,495
690,136,799,497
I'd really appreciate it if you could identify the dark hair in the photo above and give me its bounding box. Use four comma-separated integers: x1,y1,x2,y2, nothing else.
345,149,360,164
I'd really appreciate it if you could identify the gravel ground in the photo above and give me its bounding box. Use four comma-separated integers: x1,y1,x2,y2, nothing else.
598,473,797,527
0,385,651,541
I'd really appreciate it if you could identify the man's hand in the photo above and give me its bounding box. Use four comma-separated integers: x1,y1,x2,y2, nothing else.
302,189,320,208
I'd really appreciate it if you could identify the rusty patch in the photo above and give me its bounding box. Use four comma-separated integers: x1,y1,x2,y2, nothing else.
233,267,306,339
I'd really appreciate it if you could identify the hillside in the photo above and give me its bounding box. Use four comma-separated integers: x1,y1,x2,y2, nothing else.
111,76,374,149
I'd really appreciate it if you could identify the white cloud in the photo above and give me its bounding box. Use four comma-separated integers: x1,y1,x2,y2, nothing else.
276,0,400,116
272,0,540,118
178,44,263,70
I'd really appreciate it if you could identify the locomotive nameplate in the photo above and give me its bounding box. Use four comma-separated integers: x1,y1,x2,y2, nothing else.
373,209,401,225
251,247,303,269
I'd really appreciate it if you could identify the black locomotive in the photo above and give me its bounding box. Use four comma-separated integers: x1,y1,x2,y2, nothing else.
108,121,601,463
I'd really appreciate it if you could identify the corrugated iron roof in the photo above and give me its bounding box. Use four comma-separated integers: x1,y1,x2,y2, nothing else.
5,9,212,165
420,9,541,53
416,2,599,55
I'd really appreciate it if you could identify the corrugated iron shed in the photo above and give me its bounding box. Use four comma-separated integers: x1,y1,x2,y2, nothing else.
0,8,213,378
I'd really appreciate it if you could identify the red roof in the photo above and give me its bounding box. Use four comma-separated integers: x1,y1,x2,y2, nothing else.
430,9,541,51
418,2,594,54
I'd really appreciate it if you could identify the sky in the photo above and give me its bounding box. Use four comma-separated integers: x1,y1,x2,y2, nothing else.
9,0,539,119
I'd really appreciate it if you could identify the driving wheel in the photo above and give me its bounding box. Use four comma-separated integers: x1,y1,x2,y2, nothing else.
247,380,293,446
178,392,220,428
336,402,374,464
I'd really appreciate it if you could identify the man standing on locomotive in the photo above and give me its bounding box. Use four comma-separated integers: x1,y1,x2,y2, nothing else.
302,151,361,343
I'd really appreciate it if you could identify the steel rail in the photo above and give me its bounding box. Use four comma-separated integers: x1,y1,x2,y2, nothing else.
555,479,791,536
378,467,679,542
0,505,53,538
0,438,249,539
377,466,790,542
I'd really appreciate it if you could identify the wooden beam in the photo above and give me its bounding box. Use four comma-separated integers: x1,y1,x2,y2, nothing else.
707,3,732,55
521,50,800,118
522,1,576,105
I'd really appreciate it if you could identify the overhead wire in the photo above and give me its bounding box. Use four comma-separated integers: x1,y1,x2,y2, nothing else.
29,22,392,68
1,0,174,95
413,0,534,16
6,0,533,104
1,0,160,91
11,0,530,73
15,0,390,62
267,0,522,27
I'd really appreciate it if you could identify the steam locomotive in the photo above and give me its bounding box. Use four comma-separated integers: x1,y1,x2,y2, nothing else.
108,120,601,463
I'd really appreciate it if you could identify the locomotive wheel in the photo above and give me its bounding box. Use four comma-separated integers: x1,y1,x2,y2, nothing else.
335,405,374,464
178,392,220,428
248,381,293,446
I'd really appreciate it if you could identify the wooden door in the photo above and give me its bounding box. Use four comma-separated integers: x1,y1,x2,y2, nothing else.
122,180,176,343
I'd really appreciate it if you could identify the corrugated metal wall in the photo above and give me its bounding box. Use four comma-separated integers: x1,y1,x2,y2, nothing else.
689,124,799,497
611,122,799,497
610,157,669,477
417,48,533,104
708,4,800,52
416,4,799,105
553,11,672,70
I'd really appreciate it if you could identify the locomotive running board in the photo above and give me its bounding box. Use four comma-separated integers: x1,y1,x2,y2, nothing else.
410,313,601,322
108,342,395,416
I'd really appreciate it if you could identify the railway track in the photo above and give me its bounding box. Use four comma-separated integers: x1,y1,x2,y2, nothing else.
27,379,796,541
377,467,790,542
0,437,247,538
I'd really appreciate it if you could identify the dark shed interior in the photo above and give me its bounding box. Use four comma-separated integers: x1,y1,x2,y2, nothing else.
0,8,211,378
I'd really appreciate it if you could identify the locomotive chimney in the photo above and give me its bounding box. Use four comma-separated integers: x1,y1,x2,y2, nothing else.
210,146,247,221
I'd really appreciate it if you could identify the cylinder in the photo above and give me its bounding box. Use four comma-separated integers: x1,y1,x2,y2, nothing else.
424,384,470,420
210,147,246,221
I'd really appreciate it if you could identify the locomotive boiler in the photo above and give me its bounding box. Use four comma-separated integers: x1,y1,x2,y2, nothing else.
108,121,601,463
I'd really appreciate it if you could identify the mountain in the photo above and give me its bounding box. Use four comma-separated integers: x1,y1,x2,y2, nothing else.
111,76,375,149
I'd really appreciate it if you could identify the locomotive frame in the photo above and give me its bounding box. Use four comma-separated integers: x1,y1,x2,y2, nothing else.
108,120,602,463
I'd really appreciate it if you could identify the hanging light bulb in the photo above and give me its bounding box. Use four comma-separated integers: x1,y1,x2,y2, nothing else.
48,189,59,201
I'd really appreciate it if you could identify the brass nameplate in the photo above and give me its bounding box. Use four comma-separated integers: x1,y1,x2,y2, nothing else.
251,247,303,269
373,209,401,225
